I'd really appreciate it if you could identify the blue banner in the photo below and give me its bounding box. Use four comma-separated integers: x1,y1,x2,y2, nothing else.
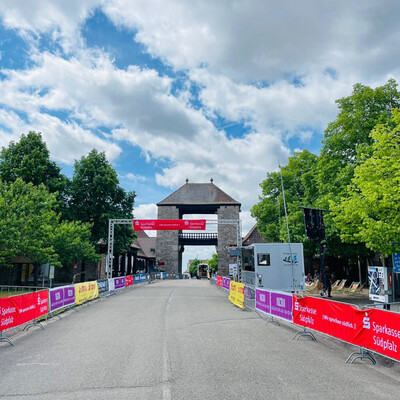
393,252,400,273
97,279,109,294
134,274,147,283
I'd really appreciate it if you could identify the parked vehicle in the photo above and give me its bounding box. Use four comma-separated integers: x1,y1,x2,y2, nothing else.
197,263,209,279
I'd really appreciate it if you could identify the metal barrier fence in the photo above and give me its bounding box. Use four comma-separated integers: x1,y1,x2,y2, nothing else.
0,273,167,347
212,279,400,366
0,285,48,297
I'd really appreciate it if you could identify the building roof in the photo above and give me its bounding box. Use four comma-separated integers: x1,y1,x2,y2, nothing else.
133,231,157,259
157,181,241,207
242,224,265,246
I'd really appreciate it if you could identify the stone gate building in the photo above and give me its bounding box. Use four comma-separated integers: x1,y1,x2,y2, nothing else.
156,180,241,276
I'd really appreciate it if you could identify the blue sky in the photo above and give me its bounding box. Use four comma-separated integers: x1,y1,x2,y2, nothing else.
1,1,400,266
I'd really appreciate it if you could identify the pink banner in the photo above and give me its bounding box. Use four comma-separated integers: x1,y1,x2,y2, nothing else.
133,219,206,231
0,290,48,331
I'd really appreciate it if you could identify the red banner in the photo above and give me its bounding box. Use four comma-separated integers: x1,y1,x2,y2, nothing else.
293,296,400,361
133,219,206,231
0,290,49,332
125,275,133,286
216,276,223,287
293,296,360,344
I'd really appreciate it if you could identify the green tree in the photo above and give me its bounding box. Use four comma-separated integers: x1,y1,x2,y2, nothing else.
189,259,201,277
0,179,98,269
208,253,218,272
332,110,400,257
0,131,68,197
251,150,319,257
317,79,400,205
67,149,135,254
53,221,100,265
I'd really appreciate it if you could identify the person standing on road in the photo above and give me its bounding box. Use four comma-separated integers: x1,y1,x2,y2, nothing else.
321,265,332,298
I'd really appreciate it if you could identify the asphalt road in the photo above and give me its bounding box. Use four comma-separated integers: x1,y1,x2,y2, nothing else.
1,280,400,400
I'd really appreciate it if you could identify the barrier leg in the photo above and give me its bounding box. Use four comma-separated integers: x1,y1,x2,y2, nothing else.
293,327,316,341
0,331,14,346
346,348,377,365
23,319,45,331
266,316,280,326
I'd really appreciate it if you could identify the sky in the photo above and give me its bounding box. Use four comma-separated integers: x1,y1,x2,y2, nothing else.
1,1,400,268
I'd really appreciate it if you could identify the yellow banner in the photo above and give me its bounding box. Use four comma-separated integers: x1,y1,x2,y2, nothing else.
229,281,245,309
74,281,99,305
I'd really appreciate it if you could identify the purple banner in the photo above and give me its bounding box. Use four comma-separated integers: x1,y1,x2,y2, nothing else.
223,277,230,291
270,291,293,322
49,288,64,312
64,286,75,306
255,289,271,314
49,285,75,312
114,277,126,290
245,286,255,300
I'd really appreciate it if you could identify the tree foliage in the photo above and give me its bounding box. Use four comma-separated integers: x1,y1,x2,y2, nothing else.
251,150,319,257
66,149,136,254
189,259,201,276
0,131,68,197
252,79,400,264
317,79,400,205
332,110,400,256
0,179,98,268
208,253,218,272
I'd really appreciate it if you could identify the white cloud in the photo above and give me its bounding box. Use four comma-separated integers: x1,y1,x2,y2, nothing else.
122,173,147,183
2,0,400,243
104,0,400,82
0,0,101,52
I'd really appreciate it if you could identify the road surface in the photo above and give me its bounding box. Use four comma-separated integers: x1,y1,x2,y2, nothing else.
1,280,400,399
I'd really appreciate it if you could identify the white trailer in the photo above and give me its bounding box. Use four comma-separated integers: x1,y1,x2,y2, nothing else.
241,243,305,292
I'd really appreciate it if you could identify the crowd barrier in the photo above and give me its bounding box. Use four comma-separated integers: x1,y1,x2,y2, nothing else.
211,274,400,365
0,273,164,347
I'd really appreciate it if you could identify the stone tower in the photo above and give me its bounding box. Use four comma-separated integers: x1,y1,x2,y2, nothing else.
156,180,241,276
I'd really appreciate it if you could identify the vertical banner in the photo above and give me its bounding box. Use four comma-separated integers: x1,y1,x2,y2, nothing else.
125,275,133,286
97,279,109,294
63,286,75,307
222,277,230,291
74,281,99,305
270,291,293,322
229,281,245,309
245,286,255,300
108,278,115,291
216,276,223,287
0,290,48,331
255,288,271,315
49,287,65,312
114,277,126,290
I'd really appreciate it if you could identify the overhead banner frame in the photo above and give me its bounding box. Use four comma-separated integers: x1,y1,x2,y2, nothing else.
106,218,242,279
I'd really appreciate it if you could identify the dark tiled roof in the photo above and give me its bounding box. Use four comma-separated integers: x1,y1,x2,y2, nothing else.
133,231,156,259
242,224,265,246
157,182,240,206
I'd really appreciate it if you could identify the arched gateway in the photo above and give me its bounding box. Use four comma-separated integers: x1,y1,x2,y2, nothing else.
156,180,241,276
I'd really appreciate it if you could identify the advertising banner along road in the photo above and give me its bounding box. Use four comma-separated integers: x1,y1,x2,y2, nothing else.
293,296,400,362
229,281,245,309
0,290,49,332
49,285,75,312
74,281,99,305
